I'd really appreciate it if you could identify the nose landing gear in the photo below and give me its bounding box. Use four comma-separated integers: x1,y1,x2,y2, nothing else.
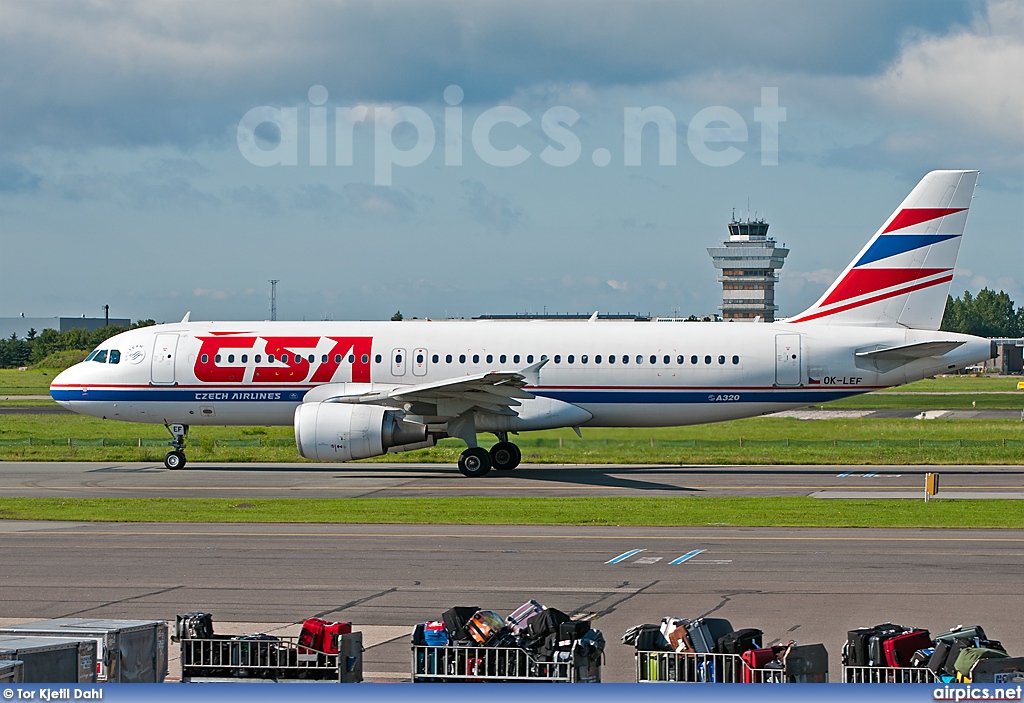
163,423,189,470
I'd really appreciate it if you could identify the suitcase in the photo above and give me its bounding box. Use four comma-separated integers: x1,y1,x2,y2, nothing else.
298,618,351,653
929,639,954,674
844,623,903,667
558,620,591,645
321,621,352,655
718,628,763,655
936,625,987,643
442,606,480,642
176,611,214,640
944,638,979,676
629,625,669,652
868,626,907,667
524,608,572,648
884,629,932,667
506,600,545,634
423,621,449,647
661,618,692,653
784,643,829,683
686,617,734,653
466,610,505,646
910,648,934,668
743,647,778,683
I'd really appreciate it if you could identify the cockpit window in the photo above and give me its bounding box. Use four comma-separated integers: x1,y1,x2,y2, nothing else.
108,350,121,364
84,350,99,361
93,350,108,363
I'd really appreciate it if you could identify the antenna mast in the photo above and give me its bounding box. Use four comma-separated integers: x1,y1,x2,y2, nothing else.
269,279,279,321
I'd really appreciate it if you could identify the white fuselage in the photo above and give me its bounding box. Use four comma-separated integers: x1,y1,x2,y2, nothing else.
50,319,991,429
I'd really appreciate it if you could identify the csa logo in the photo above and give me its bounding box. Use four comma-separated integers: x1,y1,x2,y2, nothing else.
126,343,147,365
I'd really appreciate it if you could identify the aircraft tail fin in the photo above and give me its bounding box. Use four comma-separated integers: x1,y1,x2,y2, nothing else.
788,170,978,330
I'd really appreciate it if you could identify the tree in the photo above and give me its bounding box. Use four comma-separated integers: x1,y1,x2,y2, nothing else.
942,288,1023,337
391,311,403,321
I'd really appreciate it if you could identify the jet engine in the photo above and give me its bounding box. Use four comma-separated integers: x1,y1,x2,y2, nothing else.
294,402,429,461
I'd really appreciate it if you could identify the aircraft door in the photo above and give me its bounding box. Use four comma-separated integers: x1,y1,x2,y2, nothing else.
151,333,178,385
412,348,428,376
391,348,406,376
775,334,802,387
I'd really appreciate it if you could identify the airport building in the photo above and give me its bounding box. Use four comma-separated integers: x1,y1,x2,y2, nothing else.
0,316,131,340
707,215,789,322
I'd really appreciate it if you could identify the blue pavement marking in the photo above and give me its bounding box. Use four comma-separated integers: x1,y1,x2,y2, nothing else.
605,549,645,564
669,549,706,565
837,472,852,478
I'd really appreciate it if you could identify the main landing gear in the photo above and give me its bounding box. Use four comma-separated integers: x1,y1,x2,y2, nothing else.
163,423,189,470
457,433,522,477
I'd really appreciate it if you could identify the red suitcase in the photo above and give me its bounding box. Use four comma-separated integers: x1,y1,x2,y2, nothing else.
299,617,352,653
742,648,778,682
884,629,932,667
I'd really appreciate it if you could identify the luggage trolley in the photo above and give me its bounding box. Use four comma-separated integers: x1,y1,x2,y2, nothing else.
842,666,938,683
637,644,828,684
178,632,362,682
412,644,601,683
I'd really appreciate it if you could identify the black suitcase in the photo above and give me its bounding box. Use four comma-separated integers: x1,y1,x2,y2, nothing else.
686,617,734,653
845,623,904,667
944,638,977,676
718,628,763,655
442,606,480,642
559,620,591,643
928,640,953,674
176,611,214,640
867,625,907,667
910,648,933,668
524,608,572,647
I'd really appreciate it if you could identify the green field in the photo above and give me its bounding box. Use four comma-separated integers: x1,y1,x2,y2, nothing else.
0,496,1019,528
1,413,1021,464
0,369,57,395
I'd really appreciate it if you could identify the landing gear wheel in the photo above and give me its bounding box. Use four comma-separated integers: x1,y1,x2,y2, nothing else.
458,447,492,477
164,450,186,470
490,442,521,471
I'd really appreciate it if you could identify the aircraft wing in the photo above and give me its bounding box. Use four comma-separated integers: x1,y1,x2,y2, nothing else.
318,359,547,417
855,340,965,361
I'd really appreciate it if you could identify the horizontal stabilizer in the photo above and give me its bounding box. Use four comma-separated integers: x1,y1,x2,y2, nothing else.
855,340,964,361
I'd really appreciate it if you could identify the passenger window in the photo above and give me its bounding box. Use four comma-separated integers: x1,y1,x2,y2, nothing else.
228,354,235,363
733,355,740,365
335,354,342,363
108,350,120,364
595,355,602,364
650,355,657,364
581,355,589,364
486,354,493,363
268,354,275,363
663,355,670,364
473,354,479,363
417,353,424,363
622,355,629,364
568,355,575,363
636,355,643,364
214,354,221,363
514,355,520,364
95,350,107,363
691,355,698,364
527,355,534,363
201,354,209,364
446,354,453,363
719,355,726,364
608,355,615,364
255,354,262,363
282,354,290,363
554,355,561,363
375,354,382,363
460,354,466,363
541,354,548,361
362,354,369,364
321,355,327,363
705,355,712,364
432,354,439,363
395,354,403,363
677,355,684,364
242,354,248,363
348,354,354,363
500,354,507,364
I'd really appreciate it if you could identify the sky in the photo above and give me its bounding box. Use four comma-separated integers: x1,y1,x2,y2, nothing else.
1,0,1022,323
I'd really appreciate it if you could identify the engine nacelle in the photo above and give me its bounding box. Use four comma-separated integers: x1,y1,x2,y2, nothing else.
294,402,428,461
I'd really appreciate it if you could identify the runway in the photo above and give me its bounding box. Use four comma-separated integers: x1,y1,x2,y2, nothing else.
1,460,1022,498
1,521,1022,682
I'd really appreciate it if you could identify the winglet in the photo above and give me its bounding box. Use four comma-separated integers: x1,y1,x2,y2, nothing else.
180,311,191,323
588,311,599,322
519,357,549,386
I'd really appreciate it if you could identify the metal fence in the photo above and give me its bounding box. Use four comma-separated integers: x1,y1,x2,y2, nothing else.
843,666,938,683
637,651,786,683
411,644,599,683
180,633,361,682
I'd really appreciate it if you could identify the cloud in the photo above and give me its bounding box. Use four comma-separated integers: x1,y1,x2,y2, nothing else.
606,279,630,291
461,179,522,232
342,183,417,216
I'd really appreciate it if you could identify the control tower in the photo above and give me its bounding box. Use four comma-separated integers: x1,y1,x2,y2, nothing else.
707,213,789,321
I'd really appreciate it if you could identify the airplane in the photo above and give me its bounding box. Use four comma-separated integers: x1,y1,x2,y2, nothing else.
51,170,993,476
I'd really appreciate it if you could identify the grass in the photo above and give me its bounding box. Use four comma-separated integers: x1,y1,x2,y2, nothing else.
0,369,57,395
824,394,1024,410
1,414,1022,464
0,496,1019,528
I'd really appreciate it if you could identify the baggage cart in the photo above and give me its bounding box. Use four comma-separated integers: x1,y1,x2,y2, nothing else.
0,660,25,684
178,631,362,682
411,644,601,683
0,617,167,682
843,665,938,683
0,636,97,683
636,649,827,683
